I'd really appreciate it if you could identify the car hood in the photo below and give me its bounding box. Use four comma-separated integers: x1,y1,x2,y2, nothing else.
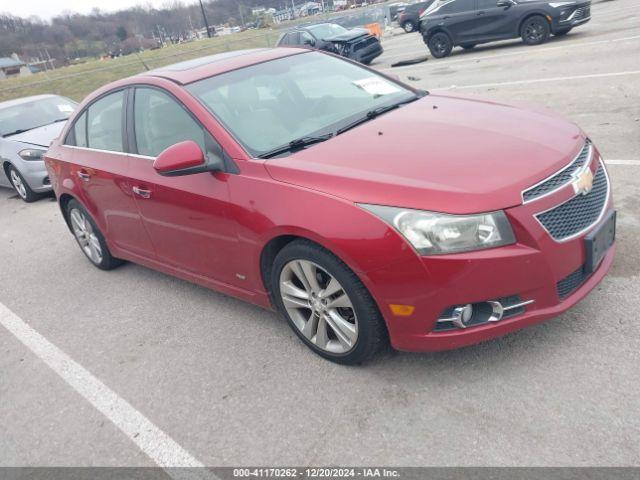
264,93,585,214
5,122,66,148
323,28,370,42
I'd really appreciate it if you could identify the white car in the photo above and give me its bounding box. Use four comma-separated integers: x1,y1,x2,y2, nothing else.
0,94,77,202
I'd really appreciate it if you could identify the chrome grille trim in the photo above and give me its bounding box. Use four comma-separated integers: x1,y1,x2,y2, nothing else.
535,159,610,242
522,141,592,204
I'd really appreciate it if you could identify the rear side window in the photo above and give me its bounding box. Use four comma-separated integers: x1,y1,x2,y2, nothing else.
86,91,125,152
476,0,498,8
73,112,88,147
133,87,207,157
439,0,474,13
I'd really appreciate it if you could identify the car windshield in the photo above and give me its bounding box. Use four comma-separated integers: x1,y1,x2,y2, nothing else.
187,51,417,157
0,96,76,137
307,24,348,39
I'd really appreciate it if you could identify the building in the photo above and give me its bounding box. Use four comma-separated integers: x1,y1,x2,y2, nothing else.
0,56,32,79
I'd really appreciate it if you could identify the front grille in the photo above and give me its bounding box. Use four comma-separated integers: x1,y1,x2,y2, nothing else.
353,36,377,52
523,141,591,202
557,264,588,299
536,162,609,241
573,6,590,20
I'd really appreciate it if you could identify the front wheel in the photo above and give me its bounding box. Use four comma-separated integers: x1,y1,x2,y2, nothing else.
427,32,453,58
8,165,39,202
521,16,550,45
271,240,388,364
66,199,124,270
402,21,415,33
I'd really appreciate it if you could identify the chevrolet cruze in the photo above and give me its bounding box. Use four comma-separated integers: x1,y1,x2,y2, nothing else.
45,48,615,364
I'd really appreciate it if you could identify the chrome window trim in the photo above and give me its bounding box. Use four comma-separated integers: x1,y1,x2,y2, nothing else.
521,141,592,204
534,158,611,243
64,144,156,160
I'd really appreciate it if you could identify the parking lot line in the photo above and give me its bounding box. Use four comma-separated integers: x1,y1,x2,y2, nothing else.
438,69,640,90
0,301,215,480
605,160,640,166
381,35,640,70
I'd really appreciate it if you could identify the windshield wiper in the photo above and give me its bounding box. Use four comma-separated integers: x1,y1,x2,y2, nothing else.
336,94,424,136
2,128,31,137
258,133,334,159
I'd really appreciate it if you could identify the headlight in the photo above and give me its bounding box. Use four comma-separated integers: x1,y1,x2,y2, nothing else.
360,204,516,255
18,148,46,161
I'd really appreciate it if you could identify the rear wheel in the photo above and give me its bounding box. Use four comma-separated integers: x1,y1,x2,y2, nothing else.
461,43,476,50
427,32,453,58
402,20,415,33
66,199,124,270
8,165,39,203
521,15,550,45
271,240,388,364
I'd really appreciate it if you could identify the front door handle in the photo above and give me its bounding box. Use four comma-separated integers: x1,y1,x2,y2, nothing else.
132,186,152,199
77,170,91,182
477,10,486,15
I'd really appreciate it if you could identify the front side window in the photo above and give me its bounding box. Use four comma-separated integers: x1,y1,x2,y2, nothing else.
187,52,416,157
133,88,207,157
300,31,316,46
476,0,498,8
86,91,124,152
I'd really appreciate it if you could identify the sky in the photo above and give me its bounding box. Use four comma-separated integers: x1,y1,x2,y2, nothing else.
0,0,172,20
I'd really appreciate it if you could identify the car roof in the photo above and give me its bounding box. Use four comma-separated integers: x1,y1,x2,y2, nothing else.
142,47,308,85
0,94,60,110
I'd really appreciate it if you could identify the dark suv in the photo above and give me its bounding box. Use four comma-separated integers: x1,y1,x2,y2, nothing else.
420,0,591,58
277,23,383,64
398,1,435,33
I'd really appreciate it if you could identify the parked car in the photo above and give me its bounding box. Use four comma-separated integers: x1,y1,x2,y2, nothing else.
0,94,76,202
398,1,434,32
276,23,383,64
420,0,591,58
45,49,614,364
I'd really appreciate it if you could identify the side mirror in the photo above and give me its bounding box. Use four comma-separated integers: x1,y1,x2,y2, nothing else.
153,140,223,177
303,38,316,46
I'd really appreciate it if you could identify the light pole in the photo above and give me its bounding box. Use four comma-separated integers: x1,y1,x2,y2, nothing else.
199,0,212,38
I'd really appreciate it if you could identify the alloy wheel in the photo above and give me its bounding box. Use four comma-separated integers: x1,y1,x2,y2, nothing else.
10,169,27,199
69,208,103,264
524,21,544,42
279,259,358,354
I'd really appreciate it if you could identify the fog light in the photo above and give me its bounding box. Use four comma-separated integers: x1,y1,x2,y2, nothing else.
451,303,473,329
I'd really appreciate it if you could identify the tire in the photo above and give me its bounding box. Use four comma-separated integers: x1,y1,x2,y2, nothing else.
427,31,453,58
8,165,40,202
402,21,415,33
520,15,550,45
554,28,571,36
271,240,388,365
66,199,124,270
461,43,476,50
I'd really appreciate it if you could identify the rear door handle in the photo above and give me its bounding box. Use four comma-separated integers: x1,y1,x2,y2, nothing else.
132,186,152,199
77,170,91,182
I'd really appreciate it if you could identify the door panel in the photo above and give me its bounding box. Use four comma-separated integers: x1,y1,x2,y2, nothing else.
437,0,478,42
128,158,239,285
127,86,240,285
474,0,518,39
70,90,154,257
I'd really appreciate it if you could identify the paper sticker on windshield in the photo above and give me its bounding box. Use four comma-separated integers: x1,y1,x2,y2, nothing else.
353,77,401,96
57,104,74,113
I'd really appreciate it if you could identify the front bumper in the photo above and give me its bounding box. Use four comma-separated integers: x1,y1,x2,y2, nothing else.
350,42,383,64
14,159,52,193
554,4,591,31
365,145,614,352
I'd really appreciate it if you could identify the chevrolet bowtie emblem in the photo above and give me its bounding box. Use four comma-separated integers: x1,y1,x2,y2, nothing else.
573,168,594,196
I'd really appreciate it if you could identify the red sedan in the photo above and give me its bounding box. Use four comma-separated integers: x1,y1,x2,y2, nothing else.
44,48,615,364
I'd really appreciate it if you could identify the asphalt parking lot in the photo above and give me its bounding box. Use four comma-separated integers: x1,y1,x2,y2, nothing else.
1,0,639,470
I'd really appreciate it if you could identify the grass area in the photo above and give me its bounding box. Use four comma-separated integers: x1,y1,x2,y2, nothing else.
0,29,279,103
